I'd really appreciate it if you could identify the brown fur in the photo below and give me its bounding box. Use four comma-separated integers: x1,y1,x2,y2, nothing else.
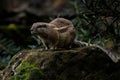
30,18,76,50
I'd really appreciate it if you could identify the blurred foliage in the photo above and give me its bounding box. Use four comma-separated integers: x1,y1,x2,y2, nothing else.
0,34,21,70
0,24,35,48
71,0,120,48
72,16,120,49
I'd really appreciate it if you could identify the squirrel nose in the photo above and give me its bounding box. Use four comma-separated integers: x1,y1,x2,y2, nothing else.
30,28,32,31
30,28,38,34
30,28,35,34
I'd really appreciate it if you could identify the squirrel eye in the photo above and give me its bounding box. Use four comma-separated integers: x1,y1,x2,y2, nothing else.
37,25,47,28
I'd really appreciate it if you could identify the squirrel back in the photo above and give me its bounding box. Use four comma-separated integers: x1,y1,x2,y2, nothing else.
50,18,76,48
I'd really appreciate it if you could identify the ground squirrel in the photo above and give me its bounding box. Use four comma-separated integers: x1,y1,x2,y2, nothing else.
30,18,76,50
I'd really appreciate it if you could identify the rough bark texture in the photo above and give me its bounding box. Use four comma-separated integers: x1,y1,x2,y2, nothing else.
0,47,120,80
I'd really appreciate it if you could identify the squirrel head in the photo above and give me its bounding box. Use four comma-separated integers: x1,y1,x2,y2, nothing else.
30,22,56,38
30,22,49,35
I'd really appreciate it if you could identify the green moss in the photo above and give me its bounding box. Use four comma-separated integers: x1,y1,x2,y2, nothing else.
11,61,45,80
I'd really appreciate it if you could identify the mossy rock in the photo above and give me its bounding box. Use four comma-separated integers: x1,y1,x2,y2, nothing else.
1,47,120,80
11,61,45,80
